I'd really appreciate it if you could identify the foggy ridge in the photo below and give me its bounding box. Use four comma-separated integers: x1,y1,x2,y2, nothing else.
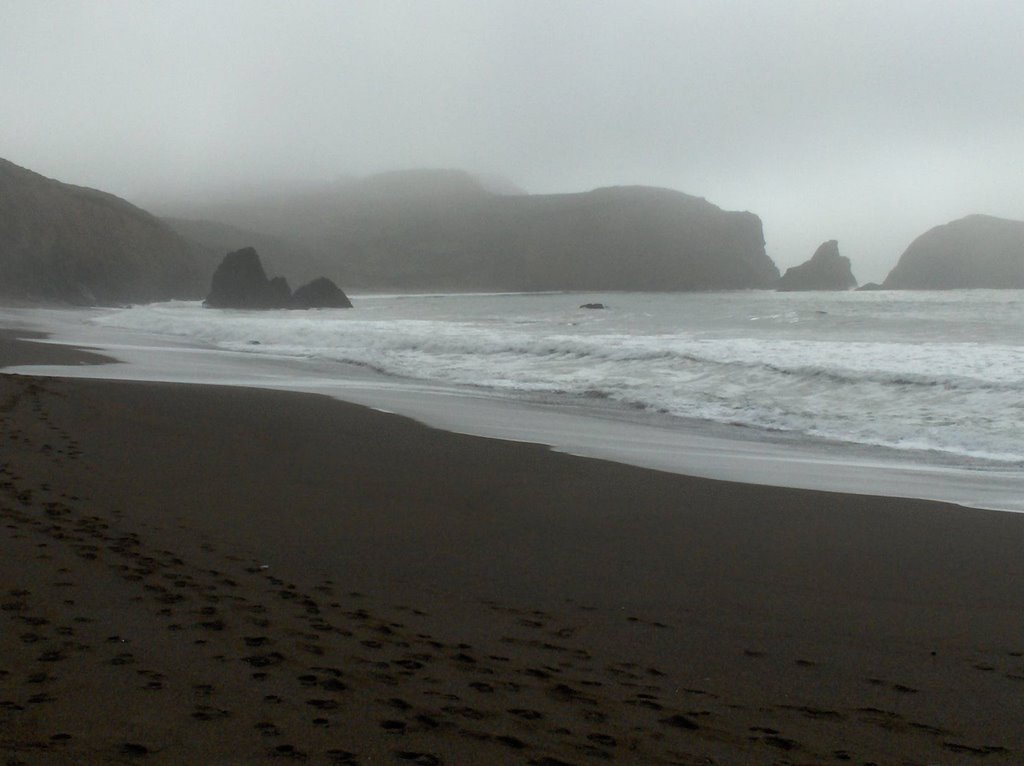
883,215,1024,289
5,154,1023,305
0,158,211,305
160,170,780,292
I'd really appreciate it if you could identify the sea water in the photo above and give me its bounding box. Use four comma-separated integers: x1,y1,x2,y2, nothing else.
90,290,1024,469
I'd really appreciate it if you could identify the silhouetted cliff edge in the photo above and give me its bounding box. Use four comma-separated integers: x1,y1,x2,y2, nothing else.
883,215,1024,289
0,157,207,304
163,172,780,292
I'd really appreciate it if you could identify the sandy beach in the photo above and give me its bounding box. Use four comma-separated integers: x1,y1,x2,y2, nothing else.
2,328,1024,765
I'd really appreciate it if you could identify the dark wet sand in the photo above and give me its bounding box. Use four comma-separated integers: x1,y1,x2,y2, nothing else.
2,329,1023,764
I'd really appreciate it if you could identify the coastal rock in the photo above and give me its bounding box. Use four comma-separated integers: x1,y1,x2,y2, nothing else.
290,277,353,309
268,276,292,306
204,247,291,308
856,282,885,291
777,240,857,291
882,214,1024,289
204,248,353,310
0,156,207,305
579,302,607,310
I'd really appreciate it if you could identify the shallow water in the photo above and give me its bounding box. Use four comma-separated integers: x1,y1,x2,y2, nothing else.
91,290,1024,466
3,296,1023,513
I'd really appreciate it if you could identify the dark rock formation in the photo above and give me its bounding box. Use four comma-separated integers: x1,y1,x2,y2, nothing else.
160,172,781,292
204,248,291,308
267,276,292,307
0,157,208,304
204,248,351,310
291,277,352,309
777,240,857,291
856,282,885,291
883,215,1024,289
579,303,607,309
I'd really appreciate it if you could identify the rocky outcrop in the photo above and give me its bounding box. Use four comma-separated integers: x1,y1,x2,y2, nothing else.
777,240,857,291
291,277,352,309
856,282,885,291
883,215,1024,289
0,157,208,304
204,248,289,308
204,248,351,310
161,173,781,292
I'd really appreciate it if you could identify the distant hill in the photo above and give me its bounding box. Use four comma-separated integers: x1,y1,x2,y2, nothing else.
161,217,328,286
158,171,780,292
883,214,1024,289
0,157,210,304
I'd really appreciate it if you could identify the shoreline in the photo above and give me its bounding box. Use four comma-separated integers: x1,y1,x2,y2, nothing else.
2,329,1024,762
3,306,1024,513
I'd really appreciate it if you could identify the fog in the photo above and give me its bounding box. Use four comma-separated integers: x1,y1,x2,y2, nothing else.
3,0,1022,282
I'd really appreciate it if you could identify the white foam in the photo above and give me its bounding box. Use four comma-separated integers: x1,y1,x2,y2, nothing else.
5,300,1024,513
89,293,1024,465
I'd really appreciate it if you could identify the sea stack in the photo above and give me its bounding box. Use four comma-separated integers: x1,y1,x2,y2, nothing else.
204,247,351,309
204,247,291,308
777,240,857,291
290,276,353,309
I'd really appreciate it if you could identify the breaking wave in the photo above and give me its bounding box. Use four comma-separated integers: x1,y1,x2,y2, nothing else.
93,291,1024,465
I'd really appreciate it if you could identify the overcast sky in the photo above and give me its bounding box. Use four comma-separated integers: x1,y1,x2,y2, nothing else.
3,1,1022,281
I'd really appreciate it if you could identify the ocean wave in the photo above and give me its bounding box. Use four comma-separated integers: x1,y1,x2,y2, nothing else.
91,296,1024,465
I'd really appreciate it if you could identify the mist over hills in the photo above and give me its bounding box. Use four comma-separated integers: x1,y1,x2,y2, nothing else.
162,217,320,287
0,158,210,304
5,154,1023,305
159,169,780,292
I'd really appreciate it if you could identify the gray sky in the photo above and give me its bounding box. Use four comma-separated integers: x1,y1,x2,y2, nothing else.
3,0,1022,281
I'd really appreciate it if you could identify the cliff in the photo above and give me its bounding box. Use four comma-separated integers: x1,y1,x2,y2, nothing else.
163,172,780,292
0,158,209,304
777,240,857,291
883,215,1024,289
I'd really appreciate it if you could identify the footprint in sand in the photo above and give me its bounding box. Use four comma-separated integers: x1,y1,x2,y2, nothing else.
254,721,281,737
508,707,544,720
305,698,339,711
271,744,306,759
191,704,230,721
121,742,151,757
325,749,358,765
394,752,441,765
